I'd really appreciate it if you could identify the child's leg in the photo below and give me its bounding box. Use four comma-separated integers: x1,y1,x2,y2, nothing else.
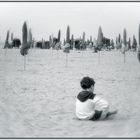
100,106,110,119
90,110,102,120
106,110,118,118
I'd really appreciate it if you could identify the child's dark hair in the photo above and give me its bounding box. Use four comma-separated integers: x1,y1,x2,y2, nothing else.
80,77,95,89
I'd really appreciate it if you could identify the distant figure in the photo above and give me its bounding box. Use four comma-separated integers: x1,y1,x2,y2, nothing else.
76,77,117,121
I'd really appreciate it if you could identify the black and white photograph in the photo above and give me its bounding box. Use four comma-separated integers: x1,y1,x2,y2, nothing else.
0,1,140,138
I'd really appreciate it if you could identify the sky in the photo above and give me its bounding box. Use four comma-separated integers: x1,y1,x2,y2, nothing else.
0,2,140,43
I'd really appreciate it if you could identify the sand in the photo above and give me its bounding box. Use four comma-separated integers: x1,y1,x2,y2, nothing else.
0,48,140,137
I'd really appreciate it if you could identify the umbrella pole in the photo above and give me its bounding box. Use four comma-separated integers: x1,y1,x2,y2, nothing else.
24,55,26,70
5,47,7,56
51,47,53,58
66,53,68,67
124,52,126,64
57,50,59,58
98,50,100,64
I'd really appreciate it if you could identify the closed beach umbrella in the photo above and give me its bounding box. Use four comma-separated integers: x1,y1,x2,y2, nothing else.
20,21,30,70
121,28,127,63
121,28,127,54
20,21,30,56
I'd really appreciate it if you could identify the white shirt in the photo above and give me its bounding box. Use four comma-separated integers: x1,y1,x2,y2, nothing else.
76,95,109,120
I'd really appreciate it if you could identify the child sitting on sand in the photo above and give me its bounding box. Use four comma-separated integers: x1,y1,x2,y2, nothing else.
76,76,117,120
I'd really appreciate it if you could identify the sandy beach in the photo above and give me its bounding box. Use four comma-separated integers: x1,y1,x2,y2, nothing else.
0,48,140,137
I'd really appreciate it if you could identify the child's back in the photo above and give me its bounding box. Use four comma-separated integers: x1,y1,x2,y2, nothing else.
76,77,117,121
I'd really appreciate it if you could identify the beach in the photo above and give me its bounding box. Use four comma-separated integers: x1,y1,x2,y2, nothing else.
0,48,140,137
